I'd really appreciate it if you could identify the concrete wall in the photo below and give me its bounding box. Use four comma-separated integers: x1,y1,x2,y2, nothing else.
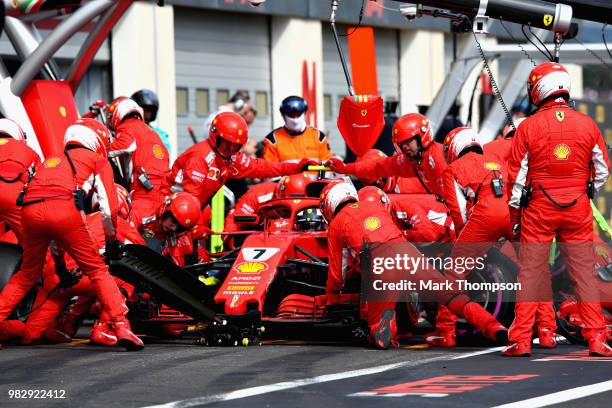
112,2,178,159
399,30,445,115
270,17,324,130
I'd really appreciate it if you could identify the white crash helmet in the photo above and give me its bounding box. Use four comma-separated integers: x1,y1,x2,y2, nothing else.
64,118,112,158
106,97,144,131
443,127,482,164
528,62,571,106
319,179,358,222
0,118,26,141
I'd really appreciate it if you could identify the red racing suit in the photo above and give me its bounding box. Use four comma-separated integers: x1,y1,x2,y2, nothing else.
225,181,277,232
163,139,302,208
435,152,516,334
393,177,428,194
326,200,503,341
0,138,40,241
483,138,512,164
342,143,447,196
109,118,170,225
390,194,455,243
0,147,128,326
507,99,610,344
0,213,142,343
443,152,511,249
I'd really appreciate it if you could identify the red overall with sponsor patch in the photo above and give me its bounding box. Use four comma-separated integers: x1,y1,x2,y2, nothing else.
110,118,170,223
506,99,610,352
163,139,304,208
340,143,448,196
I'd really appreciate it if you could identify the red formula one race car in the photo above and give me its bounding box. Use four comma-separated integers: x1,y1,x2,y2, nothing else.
198,181,367,346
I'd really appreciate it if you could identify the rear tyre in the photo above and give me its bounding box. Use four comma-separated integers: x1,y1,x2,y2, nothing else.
456,247,518,338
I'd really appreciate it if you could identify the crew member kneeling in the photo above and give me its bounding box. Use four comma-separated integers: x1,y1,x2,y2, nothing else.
321,181,507,349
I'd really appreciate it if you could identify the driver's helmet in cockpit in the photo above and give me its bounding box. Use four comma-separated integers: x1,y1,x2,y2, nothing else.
295,207,325,232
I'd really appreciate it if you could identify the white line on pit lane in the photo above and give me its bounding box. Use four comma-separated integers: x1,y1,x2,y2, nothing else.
142,347,501,408
451,347,504,359
491,379,612,408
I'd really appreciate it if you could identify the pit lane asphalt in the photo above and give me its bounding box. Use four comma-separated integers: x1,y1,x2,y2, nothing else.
1,338,611,408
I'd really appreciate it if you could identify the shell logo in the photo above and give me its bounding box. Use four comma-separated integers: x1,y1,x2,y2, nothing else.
484,162,501,171
554,144,571,160
238,129,243,136
364,216,381,231
0,139,8,145
152,144,165,159
235,261,267,274
59,106,67,117
44,157,61,168
293,199,302,204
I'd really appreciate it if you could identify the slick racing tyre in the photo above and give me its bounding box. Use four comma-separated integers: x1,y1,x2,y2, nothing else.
458,247,518,330
0,242,35,319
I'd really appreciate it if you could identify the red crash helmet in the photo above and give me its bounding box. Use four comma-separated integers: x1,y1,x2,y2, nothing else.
392,113,433,153
0,118,26,141
358,186,391,213
527,62,571,106
92,184,131,220
443,127,482,163
209,111,248,159
106,97,144,131
161,192,201,231
356,149,397,192
64,118,112,158
276,173,312,198
320,179,358,222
